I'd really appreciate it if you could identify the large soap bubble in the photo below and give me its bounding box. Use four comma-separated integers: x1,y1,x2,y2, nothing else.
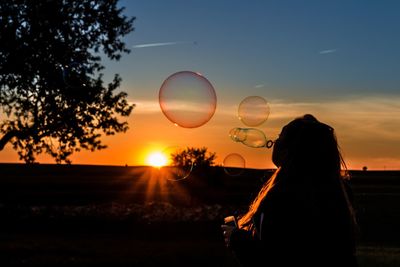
159,71,217,128
238,96,270,127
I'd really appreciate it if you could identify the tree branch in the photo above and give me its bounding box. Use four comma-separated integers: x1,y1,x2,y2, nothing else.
0,130,19,151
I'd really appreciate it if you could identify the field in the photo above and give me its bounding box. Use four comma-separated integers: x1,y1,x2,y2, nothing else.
0,163,399,266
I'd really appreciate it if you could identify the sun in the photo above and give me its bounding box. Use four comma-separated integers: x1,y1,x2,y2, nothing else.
146,151,168,168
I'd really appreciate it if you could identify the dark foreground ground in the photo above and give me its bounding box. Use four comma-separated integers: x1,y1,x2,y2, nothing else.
0,163,399,266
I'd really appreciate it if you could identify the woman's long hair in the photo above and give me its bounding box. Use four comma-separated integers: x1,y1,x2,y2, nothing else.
237,166,280,231
237,114,357,235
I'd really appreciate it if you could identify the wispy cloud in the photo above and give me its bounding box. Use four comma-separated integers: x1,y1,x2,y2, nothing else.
254,84,265,88
267,96,400,142
133,99,217,114
132,100,160,113
318,49,338,54
132,41,197,48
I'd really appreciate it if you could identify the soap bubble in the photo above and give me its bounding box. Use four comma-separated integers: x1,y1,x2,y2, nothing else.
238,96,270,127
241,128,268,148
229,127,247,143
164,165,193,181
162,146,193,181
159,71,217,128
229,127,274,148
223,153,245,176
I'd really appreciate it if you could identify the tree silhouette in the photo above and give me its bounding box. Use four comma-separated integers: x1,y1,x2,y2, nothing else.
171,147,216,168
0,0,135,163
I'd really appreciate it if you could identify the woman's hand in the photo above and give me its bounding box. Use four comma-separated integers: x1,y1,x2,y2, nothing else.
221,223,237,247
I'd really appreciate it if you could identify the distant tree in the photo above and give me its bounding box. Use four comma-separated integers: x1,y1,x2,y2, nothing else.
362,166,368,171
171,147,216,168
0,0,135,163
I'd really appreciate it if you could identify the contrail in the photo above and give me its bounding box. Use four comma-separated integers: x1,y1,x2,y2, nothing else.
132,41,197,48
319,49,337,54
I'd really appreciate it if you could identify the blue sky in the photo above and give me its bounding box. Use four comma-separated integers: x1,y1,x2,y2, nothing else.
2,0,399,169
95,0,400,169
116,0,400,101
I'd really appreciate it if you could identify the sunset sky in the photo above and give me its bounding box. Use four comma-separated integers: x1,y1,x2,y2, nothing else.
1,0,400,170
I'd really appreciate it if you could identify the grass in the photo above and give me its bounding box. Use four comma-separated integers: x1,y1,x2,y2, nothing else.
2,229,400,266
0,164,399,266
357,246,400,267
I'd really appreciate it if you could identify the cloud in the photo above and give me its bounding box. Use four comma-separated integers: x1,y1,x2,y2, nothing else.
318,49,337,54
132,41,196,48
269,95,400,144
133,99,218,114
132,100,160,113
254,84,265,88
134,96,400,140
256,96,400,169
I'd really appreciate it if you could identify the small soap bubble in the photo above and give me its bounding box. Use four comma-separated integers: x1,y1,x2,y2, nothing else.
162,146,193,181
223,153,245,176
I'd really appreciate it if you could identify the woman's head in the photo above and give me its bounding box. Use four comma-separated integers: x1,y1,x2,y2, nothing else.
237,114,353,231
272,114,343,175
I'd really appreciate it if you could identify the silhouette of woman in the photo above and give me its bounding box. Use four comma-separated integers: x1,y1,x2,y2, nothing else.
221,114,358,267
